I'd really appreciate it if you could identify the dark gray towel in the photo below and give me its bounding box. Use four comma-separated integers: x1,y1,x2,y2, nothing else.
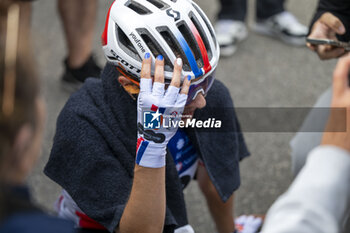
188,78,250,202
45,64,186,232
44,63,249,232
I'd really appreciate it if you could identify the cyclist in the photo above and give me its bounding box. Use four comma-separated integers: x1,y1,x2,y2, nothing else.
44,0,250,232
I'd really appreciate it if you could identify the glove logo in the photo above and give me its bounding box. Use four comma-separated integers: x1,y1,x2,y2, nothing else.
144,110,162,129
138,123,166,143
166,8,180,21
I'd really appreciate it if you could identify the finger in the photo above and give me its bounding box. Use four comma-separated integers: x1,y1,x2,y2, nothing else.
306,43,316,51
140,78,153,94
316,45,328,59
180,75,191,95
164,86,180,106
320,48,345,60
337,51,348,58
344,51,350,56
309,21,325,39
140,53,152,93
154,55,165,84
332,56,350,98
317,46,345,60
176,75,191,107
141,53,152,79
323,44,333,51
170,58,183,88
152,55,165,96
326,48,345,60
152,82,165,97
320,13,346,35
175,94,187,108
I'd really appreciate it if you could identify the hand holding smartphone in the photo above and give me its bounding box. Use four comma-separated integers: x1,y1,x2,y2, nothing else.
306,38,350,51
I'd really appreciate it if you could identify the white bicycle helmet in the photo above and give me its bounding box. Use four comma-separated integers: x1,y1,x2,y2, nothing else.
101,0,219,83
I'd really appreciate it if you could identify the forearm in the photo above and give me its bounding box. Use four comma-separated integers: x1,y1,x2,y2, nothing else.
118,165,166,233
117,51,188,233
262,146,350,233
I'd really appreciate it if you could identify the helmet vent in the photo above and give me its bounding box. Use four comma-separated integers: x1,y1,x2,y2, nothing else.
191,3,217,49
125,1,152,15
145,0,169,10
157,26,191,71
136,29,173,72
177,21,204,69
189,12,212,60
116,25,142,61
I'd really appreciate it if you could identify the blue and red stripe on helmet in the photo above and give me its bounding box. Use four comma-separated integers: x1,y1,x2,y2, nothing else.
175,32,203,78
189,22,212,74
174,23,212,78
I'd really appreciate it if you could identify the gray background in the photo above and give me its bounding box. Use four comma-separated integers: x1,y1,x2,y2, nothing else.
28,0,337,232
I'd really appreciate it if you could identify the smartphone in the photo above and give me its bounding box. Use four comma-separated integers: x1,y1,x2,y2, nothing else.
306,38,350,51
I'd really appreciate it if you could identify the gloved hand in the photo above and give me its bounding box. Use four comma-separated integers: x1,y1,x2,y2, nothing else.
136,54,191,168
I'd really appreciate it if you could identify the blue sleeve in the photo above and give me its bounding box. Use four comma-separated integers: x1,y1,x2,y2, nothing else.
0,213,75,233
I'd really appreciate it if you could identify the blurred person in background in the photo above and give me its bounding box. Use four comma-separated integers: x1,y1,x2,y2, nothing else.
291,0,350,177
11,0,101,89
215,0,308,56
287,1,350,231
262,54,350,233
0,1,74,232
58,0,102,88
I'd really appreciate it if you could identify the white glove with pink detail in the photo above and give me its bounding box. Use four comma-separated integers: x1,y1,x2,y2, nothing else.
136,78,187,168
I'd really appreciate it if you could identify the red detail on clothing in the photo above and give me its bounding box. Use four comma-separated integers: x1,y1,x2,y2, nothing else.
75,211,106,230
56,195,64,210
151,104,158,112
58,195,64,205
101,2,115,46
136,137,145,152
198,160,205,167
189,23,212,74
57,195,64,206
236,223,244,232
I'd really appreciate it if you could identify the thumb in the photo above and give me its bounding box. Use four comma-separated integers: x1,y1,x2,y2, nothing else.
320,13,346,35
332,55,350,98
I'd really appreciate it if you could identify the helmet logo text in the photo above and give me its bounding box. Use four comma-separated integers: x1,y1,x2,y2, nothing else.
110,50,141,74
129,32,146,53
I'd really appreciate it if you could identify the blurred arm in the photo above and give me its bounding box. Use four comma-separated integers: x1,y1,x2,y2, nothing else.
263,56,350,232
262,146,350,233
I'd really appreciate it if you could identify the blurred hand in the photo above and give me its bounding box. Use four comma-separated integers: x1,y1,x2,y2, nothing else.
307,13,347,60
322,55,350,152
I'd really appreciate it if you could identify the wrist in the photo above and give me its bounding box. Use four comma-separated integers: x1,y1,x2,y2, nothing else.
136,139,167,168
